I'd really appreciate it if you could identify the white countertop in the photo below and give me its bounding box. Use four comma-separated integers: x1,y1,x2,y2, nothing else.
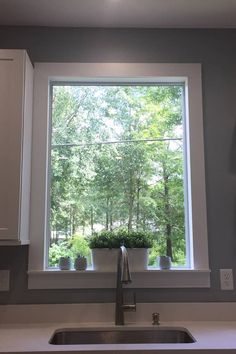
1,303,236,353
1,321,236,353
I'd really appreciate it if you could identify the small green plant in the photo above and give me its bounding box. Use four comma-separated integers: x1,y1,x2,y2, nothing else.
49,241,70,267
88,230,154,249
68,234,91,260
48,234,91,267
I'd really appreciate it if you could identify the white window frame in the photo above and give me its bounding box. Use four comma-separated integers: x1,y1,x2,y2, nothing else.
28,63,210,289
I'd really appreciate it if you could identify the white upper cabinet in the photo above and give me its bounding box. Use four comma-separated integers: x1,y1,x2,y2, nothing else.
0,50,33,244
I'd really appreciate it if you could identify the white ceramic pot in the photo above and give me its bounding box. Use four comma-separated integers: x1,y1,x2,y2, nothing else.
74,256,87,271
91,249,119,271
128,248,149,271
157,255,171,269
91,248,149,271
58,256,71,270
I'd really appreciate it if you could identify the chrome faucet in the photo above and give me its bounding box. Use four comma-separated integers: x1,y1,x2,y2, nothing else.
115,245,136,325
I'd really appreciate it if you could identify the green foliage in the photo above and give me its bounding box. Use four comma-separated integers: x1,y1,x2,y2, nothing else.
148,241,159,266
68,234,91,260
49,234,91,267
88,230,154,249
87,231,120,249
49,84,187,267
49,241,70,267
117,230,154,248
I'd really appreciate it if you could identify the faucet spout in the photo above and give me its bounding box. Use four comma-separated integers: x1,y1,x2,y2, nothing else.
115,245,136,325
120,245,131,284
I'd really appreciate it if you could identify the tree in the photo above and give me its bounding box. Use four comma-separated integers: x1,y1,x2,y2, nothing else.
49,84,186,267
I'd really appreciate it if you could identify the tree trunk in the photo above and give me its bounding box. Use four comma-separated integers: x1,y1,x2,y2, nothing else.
136,179,141,230
163,165,173,260
128,195,134,231
128,168,135,231
166,224,172,260
109,198,113,231
69,206,72,238
72,207,76,235
105,197,109,230
82,219,85,236
90,206,94,234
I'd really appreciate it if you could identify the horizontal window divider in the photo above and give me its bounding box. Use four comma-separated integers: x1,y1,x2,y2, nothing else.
28,269,211,289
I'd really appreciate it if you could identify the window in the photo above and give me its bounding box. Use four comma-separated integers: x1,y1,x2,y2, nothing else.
28,63,210,289
49,83,186,268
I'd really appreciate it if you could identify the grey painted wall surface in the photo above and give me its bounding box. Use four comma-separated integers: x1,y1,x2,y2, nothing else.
0,27,236,304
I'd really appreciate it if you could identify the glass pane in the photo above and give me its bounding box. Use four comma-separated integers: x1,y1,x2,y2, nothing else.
48,85,186,268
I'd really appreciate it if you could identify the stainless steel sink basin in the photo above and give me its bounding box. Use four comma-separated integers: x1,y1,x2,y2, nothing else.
49,327,196,345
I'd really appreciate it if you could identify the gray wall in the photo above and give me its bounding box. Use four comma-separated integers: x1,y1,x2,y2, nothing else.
0,27,236,304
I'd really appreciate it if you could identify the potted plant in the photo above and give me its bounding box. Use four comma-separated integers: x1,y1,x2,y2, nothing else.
88,230,154,271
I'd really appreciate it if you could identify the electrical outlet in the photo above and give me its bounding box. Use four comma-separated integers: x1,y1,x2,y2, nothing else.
0,270,10,291
220,269,234,290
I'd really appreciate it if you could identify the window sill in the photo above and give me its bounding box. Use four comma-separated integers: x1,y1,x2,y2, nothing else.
28,269,211,289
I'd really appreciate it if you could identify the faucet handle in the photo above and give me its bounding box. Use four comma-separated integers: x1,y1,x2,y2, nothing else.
133,292,136,306
122,292,136,312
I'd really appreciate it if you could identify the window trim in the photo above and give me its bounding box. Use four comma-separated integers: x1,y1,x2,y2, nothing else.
28,63,210,289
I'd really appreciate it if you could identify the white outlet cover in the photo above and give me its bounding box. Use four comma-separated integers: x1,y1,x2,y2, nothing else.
220,269,234,290
0,270,10,291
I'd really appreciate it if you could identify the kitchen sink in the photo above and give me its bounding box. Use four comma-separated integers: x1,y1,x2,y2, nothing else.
49,327,196,345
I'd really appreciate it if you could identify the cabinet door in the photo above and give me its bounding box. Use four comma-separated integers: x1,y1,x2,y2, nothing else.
0,50,24,240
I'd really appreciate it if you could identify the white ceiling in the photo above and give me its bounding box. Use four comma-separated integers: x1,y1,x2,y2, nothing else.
1,0,236,28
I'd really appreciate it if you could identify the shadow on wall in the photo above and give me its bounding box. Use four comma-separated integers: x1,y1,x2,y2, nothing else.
229,121,236,174
229,121,236,256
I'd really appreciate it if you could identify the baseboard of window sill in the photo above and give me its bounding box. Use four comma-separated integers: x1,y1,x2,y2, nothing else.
28,269,211,289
